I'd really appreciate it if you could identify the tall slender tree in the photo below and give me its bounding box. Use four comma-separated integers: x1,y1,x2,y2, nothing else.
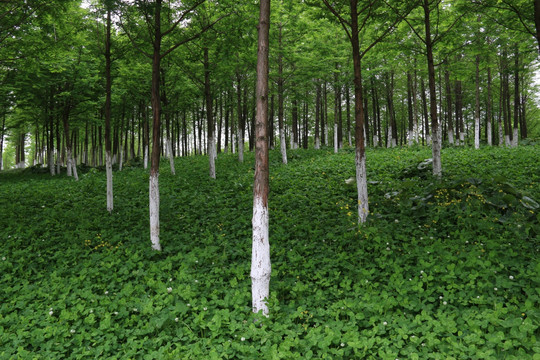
252,0,271,315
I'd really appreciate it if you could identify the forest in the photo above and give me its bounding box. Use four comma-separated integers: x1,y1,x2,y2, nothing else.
1,0,540,358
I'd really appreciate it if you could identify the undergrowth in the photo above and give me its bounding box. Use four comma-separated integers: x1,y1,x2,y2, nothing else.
0,145,539,359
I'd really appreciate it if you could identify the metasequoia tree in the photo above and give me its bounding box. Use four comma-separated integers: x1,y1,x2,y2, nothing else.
400,0,466,176
252,0,271,315
117,0,220,250
321,0,411,223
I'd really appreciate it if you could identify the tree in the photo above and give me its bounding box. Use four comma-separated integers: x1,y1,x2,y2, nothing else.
320,0,411,223
252,0,271,315
117,0,220,251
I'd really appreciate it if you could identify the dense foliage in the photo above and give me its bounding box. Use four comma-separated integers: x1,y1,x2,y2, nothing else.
1,146,539,359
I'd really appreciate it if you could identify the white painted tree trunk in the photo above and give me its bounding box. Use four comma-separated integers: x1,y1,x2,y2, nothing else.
106,151,113,213
251,196,271,315
387,125,393,148
232,134,236,154
149,172,161,251
505,134,511,147
355,150,369,223
448,129,454,145
512,128,518,147
280,130,287,165
324,124,328,145
209,136,216,179
475,118,480,149
373,135,378,147
238,128,244,163
56,150,60,175
334,123,338,153
487,122,492,146
144,145,149,169
167,138,175,175
498,126,503,146
314,137,320,150
119,149,124,171
66,149,78,180
67,154,72,177
432,129,442,177
49,151,55,176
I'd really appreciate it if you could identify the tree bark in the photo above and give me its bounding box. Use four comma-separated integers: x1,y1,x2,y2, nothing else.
512,46,519,147
444,69,454,145
149,0,163,251
252,0,271,316
105,6,113,213
487,66,493,146
236,73,244,162
349,0,369,223
314,82,321,149
423,0,442,176
204,47,216,179
277,25,287,164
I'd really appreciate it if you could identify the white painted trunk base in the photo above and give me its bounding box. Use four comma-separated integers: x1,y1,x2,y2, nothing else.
432,131,442,177
334,124,338,153
106,152,113,213
512,128,518,147
251,196,271,315
373,135,379,147
487,122,492,146
49,152,55,176
324,125,328,146
209,136,216,179
280,131,287,165
144,146,149,170
475,119,480,149
149,173,161,251
119,150,123,171
355,151,369,224
448,129,454,145
505,135,511,147
314,137,320,150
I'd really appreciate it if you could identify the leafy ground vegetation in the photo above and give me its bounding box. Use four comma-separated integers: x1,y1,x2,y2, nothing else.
0,145,539,359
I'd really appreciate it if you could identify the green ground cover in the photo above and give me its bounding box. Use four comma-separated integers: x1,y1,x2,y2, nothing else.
0,145,539,359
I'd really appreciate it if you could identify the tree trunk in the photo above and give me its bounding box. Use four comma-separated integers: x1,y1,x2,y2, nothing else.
252,0,271,316
512,46,519,147
423,0,442,176
534,0,540,54
444,69,454,145
420,78,429,145
475,55,480,149
236,73,244,163
0,112,5,171
407,71,415,146
277,26,287,164
487,66,493,146
204,47,216,179
149,0,163,251
314,82,321,149
350,0,369,223
105,6,113,213
292,96,299,149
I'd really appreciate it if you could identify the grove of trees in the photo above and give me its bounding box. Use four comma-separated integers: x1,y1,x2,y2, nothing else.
2,0,540,314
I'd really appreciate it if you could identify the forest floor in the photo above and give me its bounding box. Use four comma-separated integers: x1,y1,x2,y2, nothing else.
0,145,539,359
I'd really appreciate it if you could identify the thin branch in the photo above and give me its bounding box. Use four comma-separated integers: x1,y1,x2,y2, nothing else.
321,0,352,41
162,0,206,38
116,13,152,59
161,13,229,59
